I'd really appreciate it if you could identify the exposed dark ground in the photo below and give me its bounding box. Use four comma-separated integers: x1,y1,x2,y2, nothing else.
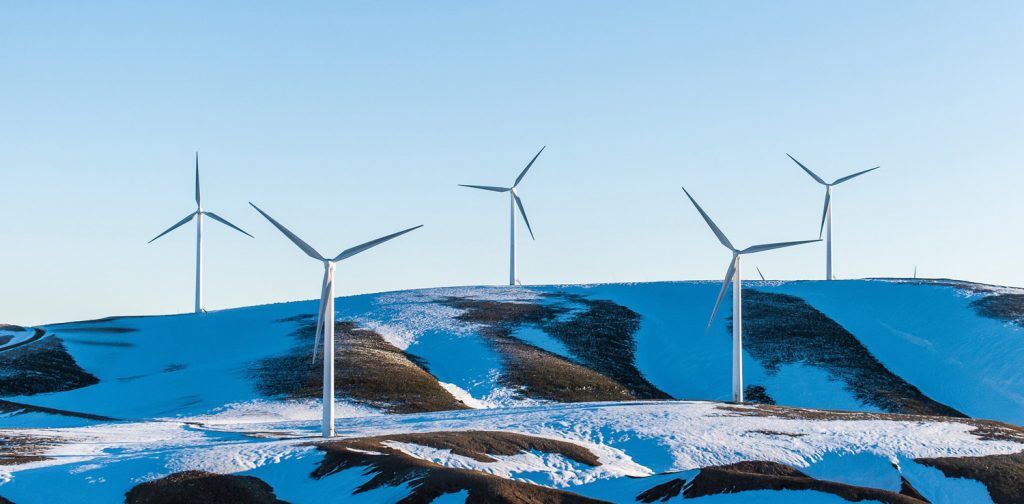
312,431,608,504
541,296,670,400
898,476,930,503
0,432,57,466
252,317,467,414
636,478,685,502
682,460,926,503
743,385,776,405
970,293,1024,328
124,471,288,504
917,451,1024,504
341,430,600,466
0,399,116,421
738,289,965,417
0,335,98,397
888,278,1024,331
447,294,669,403
486,333,635,402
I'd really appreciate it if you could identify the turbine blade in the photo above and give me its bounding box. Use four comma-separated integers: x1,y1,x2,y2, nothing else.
312,269,331,366
148,212,197,243
818,190,831,239
832,166,879,185
249,203,324,260
707,257,737,331
741,238,821,254
333,225,423,262
195,152,201,206
514,194,534,240
757,267,765,281
203,211,254,238
513,146,545,188
787,154,827,185
459,184,510,192
681,187,734,251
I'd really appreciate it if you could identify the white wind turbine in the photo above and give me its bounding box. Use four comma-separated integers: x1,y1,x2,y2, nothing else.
460,146,544,286
787,154,879,280
682,187,819,403
148,153,253,314
250,203,422,438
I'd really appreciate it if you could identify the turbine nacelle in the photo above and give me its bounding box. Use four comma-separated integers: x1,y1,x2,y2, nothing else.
681,187,819,330
249,202,422,362
787,153,879,239
147,152,253,314
462,145,548,276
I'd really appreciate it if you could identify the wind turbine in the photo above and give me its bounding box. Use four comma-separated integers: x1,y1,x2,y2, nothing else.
459,146,544,286
148,153,253,314
250,203,421,438
787,154,879,280
682,187,819,403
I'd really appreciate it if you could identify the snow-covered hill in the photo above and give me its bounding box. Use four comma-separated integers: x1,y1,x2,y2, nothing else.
2,279,1023,503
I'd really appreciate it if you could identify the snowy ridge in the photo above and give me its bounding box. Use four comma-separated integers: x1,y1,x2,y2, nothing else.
3,279,1024,503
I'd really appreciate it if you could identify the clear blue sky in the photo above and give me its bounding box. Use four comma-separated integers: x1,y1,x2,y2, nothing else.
2,1,1022,325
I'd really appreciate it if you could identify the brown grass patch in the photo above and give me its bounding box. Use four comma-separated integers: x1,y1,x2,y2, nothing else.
540,296,670,400
312,431,607,503
636,478,685,502
747,430,805,438
447,296,667,402
970,293,1024,329
916,451,1024,504
490,333,635,403
683,460,925,503
359,431,600,466
448,298,560,326
898,476,929,502
124,470,287,504
0,335,99,397
0,399,116,421
253,319,468,414
743,385,776,405
0,432,58,466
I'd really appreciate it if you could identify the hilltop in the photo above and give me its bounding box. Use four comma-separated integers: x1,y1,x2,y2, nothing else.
1,279,1023,503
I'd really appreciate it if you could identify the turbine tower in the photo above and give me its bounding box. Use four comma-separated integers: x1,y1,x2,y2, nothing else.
787,154,879,280
250,203,421,438
682,187,818,403
459,146,544,286
148,153,253,313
